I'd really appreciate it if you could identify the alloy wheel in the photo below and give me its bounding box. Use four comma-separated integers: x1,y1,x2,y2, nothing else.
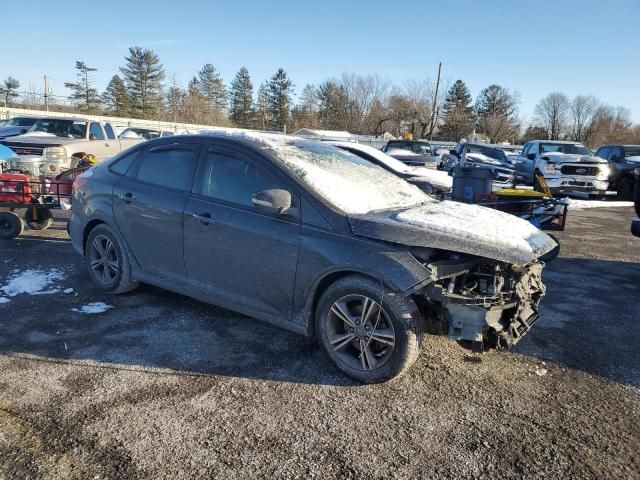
326,294,396,372
89,234,119,286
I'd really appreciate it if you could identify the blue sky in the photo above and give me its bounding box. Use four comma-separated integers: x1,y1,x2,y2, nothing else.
2,0,639,123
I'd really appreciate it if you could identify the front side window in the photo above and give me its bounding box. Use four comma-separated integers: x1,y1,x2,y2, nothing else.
89,122,105,140
6,117,37,127
136,146,196,191
199,150,285,207
595,146,610,159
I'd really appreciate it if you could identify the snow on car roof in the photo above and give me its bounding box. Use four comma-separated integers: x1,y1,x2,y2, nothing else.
198,129,430,214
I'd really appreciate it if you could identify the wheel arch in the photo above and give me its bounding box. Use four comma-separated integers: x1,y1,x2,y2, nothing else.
82,218,106,254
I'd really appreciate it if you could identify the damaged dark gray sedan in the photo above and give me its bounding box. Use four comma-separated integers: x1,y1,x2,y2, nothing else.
69,132,556,383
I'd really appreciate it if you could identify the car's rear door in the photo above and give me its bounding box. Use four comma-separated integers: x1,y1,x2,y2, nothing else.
112,140,199,284
183,143,301,320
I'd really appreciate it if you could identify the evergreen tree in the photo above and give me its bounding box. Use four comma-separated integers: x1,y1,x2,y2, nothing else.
229,67,254,128
475,84,520,143
196,63,227,121
439,80,474,142
165,75,186,123
292,84,319,129
267,68,294,131
0,76,20,107
317,80,349,130
120,46,166,118
255,82,270,130
102,75,130,116
64,61,101,112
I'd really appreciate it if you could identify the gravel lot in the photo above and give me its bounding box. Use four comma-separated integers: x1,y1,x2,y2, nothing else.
1,205,639,479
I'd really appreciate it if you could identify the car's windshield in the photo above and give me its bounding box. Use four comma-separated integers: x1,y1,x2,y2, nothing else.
540,143,591,155
624,147,640,157
259,136,430,214
387,141,431,155
466,145,508,163
4,117,37,127
27,119,87,139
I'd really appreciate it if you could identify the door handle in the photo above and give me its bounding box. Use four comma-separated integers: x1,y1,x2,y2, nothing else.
121,192,135,203
192,212,214,225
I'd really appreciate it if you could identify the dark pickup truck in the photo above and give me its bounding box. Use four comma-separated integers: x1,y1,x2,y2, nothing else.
594,144,640,200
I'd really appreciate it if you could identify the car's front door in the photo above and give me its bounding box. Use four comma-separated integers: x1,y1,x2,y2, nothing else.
112,141,199,283
183,144,301,320
87,122,110,161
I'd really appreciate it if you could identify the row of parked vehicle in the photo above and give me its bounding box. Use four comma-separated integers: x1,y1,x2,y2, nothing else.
381,137,640,200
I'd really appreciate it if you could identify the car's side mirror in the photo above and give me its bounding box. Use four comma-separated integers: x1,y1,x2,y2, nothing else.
89,133,96,140
527,153,536,160
19,128,27,134
252,189,292,215
449,149,457,156
611,155,621,162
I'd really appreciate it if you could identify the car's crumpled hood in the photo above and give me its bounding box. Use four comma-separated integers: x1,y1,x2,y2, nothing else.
349,200,556,265
543,153,606,164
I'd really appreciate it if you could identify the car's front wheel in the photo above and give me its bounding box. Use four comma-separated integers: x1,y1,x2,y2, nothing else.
315,275,423,383
86,224,139,294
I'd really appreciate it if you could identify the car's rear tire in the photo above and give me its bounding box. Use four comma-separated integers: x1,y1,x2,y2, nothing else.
315,275,423,383
86,224,139,294
24,206,54,230
0,211,24,239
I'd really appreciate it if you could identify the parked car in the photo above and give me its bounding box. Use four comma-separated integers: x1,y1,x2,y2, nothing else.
70,132,554,383
118,127,175,140
329,141,452,193
0,144,18,172
594,144,640,200
0,116,41,140
515,140,609,197
382,139,436,167
0,117,144,177
442,142,517,187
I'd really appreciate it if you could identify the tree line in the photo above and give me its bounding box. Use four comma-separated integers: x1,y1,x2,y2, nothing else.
1,46,639,146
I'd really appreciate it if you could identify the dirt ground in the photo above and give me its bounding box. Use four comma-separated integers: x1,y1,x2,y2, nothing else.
0,205,639,479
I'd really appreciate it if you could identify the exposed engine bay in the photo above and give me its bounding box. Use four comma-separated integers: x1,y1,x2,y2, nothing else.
412,251,546,349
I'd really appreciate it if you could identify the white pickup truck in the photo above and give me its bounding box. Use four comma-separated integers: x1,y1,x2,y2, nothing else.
0,117,145,177
515,140,609,198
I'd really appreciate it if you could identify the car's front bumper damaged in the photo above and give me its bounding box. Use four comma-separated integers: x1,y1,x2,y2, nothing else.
414,256,546,349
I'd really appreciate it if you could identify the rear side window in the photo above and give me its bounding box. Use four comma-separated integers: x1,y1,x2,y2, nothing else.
89,122,105,140
104,123,116,140
136,146,196,191
110,149,141,175
198,150,285,207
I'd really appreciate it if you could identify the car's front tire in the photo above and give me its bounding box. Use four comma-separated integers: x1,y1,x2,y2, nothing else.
86,224,139,294
315,275,423,383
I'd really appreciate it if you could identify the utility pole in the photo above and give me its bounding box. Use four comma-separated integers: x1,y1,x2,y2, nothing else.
429,62,442,141
44,75,49,112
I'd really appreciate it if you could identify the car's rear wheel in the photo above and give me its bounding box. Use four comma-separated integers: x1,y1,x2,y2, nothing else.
315,275,422,383
0,211,23,239
617,177,634,201
86,224,138,294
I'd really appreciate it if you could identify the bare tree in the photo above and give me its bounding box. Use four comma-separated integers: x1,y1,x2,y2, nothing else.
340,73,390,134
533,92,570,140
569,95,600,143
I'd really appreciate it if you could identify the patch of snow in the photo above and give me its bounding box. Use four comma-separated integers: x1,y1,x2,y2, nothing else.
564,199,633,210
63,288,74,294
199,130,429,214
72,302,113,314
625,156,640,164
1,269,65,297
0,297,10,304
534,366,548,377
